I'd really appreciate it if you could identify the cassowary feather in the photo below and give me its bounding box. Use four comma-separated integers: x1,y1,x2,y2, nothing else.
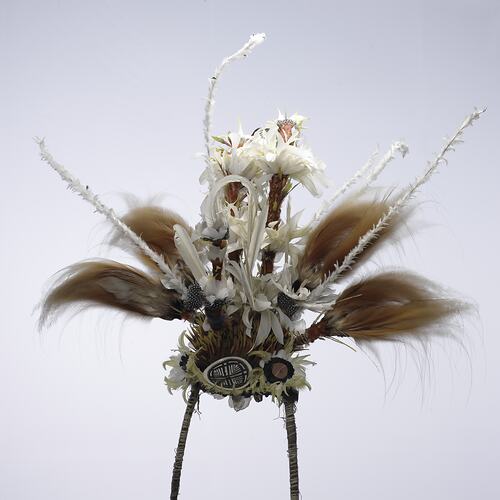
39,259,182,327
298,193,411,287
109,205,191,272
320,270,468,340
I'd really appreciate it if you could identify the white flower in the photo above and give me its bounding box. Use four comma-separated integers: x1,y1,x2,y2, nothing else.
253,297,284,345
249,279,285,345
219,136,260,179
234,288,284,345
164,353,189,393
229,395,251,412
196,219,228,242
245,126,329,196
271,264,337,315
266,112,308,132
226,205,251,253
168,359,186,383
222,148,254,178
199,275,235,304
263,209,307,258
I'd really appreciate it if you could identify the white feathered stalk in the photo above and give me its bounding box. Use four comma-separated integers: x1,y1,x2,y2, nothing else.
360,141,409,190
173,224,207,283
312,148,379,222
36,138,175,278
203,33,266,173
316,108,485,291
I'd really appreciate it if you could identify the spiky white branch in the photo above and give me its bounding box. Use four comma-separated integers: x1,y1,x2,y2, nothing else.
36,138,175,279
361,141,409,190
312,148,379,222
315,108,485,292
203,33,266,173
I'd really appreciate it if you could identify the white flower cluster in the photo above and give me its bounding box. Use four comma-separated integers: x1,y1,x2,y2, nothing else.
201,113,329,196
162,114,337,346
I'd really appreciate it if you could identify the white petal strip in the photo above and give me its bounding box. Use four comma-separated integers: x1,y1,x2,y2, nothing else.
318,108,485,290
203,33,266,173
225,261,254,308
173,224,207,283
269,311,284,344
36,138,174,278
255,311,271,345
201,174,259,226
245,197,268,276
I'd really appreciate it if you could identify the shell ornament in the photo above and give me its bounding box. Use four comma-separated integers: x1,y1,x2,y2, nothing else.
37,33,484,499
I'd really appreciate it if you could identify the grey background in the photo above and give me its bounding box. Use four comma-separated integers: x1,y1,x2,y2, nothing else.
1,1,499,499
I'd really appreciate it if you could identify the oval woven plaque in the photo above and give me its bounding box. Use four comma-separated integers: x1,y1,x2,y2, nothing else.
204,357,252,389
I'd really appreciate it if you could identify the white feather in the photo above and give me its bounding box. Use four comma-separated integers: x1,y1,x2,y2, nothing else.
35,138,176,280
202,33,266,183
173,224,207,283
312,147,378,224
314,108,486,294
360,141,409,190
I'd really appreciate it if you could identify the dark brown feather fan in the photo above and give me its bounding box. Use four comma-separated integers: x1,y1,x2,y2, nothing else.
317,270,468,341
109,205,191,273
39,259,182,328
297,193,412,288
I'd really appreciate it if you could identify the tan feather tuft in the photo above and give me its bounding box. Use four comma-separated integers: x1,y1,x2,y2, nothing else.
39,259,183,328
298,193,411,287
110,205,191,272
320,271,469,340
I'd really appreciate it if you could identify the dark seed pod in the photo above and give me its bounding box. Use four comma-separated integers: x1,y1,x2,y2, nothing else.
277,292,301,319
277,118,296,129
263,357,295,383
205,299,226,331
184,282,205,311
179,354,189,371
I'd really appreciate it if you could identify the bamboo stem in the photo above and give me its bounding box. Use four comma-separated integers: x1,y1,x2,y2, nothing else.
284,396,300,500
170,384,200,500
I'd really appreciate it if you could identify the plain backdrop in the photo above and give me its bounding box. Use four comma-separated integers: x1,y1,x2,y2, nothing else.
1,1,499,499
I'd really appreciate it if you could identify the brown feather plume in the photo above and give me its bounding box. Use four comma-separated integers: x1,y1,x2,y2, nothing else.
317,271,468,341
110,205,191,273
298,193,411,287
39,259,183,327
